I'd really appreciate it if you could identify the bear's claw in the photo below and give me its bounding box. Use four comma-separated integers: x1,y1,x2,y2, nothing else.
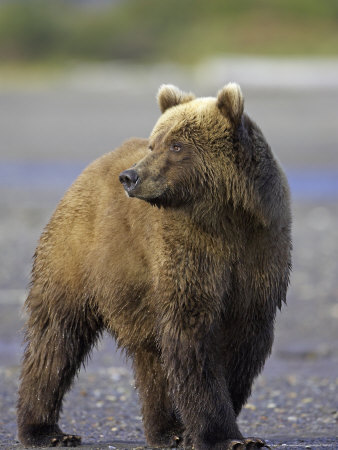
224,437,269,449
173,435,182,446
243,437,270,449
225,439,245,449
50,434,81,447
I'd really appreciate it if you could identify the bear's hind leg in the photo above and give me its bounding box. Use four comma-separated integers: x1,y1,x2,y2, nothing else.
225,322,274,450
17,287,102,447
227,321,274,417
133,348,183,447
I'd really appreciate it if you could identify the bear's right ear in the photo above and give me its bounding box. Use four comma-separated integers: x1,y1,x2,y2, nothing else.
217,82,244,127
157,84,195,113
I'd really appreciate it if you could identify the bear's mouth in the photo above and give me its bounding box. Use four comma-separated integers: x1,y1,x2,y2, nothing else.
141,190,172,208
145,196,164,208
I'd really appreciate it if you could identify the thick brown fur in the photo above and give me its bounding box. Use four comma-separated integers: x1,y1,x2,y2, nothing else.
17,83,292,449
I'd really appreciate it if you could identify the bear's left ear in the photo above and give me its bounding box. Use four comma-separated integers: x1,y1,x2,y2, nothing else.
217,82,244,127
157,84,195,113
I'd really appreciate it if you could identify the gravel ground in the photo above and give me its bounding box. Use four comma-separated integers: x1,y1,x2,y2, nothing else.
0,194,337,450
0,366,337,449
0,68,337,448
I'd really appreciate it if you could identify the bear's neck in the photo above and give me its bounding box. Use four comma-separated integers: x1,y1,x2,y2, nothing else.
160,201,254,242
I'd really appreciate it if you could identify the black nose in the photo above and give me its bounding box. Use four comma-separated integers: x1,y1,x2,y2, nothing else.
119,169,139,191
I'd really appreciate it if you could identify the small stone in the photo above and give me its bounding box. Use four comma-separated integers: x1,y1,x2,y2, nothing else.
93,389,101,398
319,417,334,423
244,403,256,410
286,376,297,386
111,373,121,381
287,416,297,422
271,390,281,397
287,392,297,398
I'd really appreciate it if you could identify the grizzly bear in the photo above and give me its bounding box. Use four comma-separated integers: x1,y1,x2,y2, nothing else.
17,83,291,449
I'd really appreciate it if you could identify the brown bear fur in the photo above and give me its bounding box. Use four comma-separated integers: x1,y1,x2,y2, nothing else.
17,83,292,449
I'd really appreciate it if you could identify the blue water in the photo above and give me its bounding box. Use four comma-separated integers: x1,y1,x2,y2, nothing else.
287,169,338,200
0,162,338,200
0,162,88,190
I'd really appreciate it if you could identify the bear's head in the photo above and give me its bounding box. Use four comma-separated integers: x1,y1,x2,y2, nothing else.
119,83,287,226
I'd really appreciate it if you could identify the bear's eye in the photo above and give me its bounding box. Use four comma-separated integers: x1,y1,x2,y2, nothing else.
148,145,153,152
170,143,182,153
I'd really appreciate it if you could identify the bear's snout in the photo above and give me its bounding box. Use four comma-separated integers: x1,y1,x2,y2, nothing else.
119,169,140,195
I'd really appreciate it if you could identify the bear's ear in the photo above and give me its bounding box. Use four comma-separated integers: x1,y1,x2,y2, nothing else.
217,82,244,126
157,84,195,113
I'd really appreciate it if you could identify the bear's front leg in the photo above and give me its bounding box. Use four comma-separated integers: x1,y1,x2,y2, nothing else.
160,315,243,450
133,348,184,447
17,286,102,447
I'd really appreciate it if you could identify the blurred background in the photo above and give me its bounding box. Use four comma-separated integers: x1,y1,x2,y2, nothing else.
0,1,337,448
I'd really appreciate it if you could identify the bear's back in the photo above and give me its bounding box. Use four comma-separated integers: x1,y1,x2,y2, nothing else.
33,138,157,297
